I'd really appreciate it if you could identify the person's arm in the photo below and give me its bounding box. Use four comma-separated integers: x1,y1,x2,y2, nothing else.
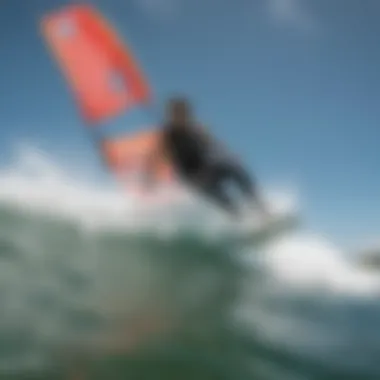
195,124,239,163
194,124,218,145
197,125,269,215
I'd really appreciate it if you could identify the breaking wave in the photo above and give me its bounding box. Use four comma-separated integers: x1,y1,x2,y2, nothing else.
0,145,379,380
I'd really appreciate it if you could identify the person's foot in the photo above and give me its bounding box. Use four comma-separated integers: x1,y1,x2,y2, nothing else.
258,201,271,221
245,195,268,215
246,198,273,228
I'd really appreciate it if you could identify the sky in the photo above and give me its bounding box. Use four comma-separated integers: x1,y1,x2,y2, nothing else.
0,0,379,248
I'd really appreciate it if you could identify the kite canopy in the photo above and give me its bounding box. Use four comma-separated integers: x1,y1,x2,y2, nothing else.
101,129,173,183
41,4,151,124
40,4,173,193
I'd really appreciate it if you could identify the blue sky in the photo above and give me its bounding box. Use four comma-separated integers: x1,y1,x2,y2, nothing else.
0,0,379,247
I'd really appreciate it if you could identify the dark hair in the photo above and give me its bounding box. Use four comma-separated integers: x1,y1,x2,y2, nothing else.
167,96,192,114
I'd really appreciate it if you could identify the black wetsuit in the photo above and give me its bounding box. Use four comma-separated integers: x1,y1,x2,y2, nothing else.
162,123,256,215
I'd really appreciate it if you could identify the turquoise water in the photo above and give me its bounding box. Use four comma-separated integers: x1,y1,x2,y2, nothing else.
0,152,380,380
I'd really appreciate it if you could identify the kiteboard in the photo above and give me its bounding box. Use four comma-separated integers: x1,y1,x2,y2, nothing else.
233,211,298,247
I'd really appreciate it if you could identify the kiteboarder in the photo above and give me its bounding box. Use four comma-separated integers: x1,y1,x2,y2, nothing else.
149,97,268,218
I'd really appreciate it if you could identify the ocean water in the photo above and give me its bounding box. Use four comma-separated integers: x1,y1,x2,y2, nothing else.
0,147,380,380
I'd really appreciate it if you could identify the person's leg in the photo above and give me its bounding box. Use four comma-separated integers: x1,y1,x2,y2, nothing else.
211,161,257,199
190,161,268,219
213,161,270,218
190,168,240,216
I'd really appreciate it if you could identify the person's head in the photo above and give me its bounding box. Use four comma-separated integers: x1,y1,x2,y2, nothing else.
165,97,193,125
